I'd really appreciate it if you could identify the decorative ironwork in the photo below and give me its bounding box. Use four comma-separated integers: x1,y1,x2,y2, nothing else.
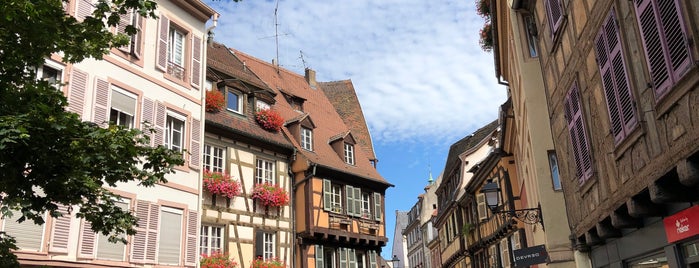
505,205,543,226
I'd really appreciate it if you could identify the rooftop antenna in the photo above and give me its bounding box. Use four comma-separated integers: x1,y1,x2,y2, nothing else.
274,0,280,72
299,50,308,69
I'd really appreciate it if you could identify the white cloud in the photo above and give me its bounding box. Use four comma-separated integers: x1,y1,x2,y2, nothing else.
206,0,506,144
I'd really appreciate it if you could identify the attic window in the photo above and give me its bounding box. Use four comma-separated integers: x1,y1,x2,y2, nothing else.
344,143,355,165
282,93,304,112
301,127,313,151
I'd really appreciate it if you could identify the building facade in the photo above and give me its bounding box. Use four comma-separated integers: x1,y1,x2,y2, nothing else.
405,195,425,268
202,42,296,267
523,0,699,267
1,0,217,266
393,211,410,268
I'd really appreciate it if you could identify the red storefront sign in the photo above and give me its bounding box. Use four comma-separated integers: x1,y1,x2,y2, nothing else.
664,205,699,243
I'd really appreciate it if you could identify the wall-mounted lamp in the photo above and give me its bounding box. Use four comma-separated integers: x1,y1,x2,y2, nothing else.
390,255,400,268
480,182,544,228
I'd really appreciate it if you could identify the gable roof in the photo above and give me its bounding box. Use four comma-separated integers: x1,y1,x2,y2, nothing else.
232,49,388,186
205,42,293,151
441,120,499,184
319,80,377,162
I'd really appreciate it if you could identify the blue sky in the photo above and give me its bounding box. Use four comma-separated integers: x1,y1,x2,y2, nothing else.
204,0,507,259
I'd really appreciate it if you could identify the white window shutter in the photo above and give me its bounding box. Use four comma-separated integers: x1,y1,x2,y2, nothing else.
189,118,201,169
323,179,332,211
75,0,94,21
67,68,88,119
373,193,382,221
78,219,96,258
48,205,72,253
315,245,324,268
477,193,487,221
92,77,110,126
345,185,354,216
185,210,198,266
156,16,169,72
339,248,347,268
154,102,166,146
191,35,202,89
145,203,160,263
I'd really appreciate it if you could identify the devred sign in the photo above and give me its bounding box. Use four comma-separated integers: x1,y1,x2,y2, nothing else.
664,205,699,243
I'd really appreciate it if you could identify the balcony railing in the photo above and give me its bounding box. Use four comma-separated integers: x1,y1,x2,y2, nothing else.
167,61,185,80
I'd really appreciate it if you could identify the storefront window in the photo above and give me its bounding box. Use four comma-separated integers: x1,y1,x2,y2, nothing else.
683,240,699,267
627,253,668,268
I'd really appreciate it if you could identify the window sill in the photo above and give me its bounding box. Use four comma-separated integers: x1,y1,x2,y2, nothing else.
164,72,191,90
654,66,698,118
612,124,644,161
110,48,144,68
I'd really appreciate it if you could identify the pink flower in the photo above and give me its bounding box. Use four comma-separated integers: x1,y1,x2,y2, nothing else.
203,170,242,198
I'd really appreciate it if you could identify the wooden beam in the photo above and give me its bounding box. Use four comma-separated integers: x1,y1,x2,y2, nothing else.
611,208,642,229
678,158,699,187
585,229,604,246
627,193,664,217
596,220,621,239
649,175,699,203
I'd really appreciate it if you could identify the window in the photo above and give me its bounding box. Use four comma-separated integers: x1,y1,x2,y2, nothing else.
595,9,637,144
109,87,137,128
500,239,510,267
159,207,183,265
227,90,243,113
167,27,186,80
361,193,371,218
200,225,223,255
544,0,563,38
301,127,313,151
165,113,185,152
203,144,225,172
477,193,487,220
256,100,270,111
115,10,143,57
323,179,343,213
263,232,275,259
522,13,538,57
37,62,64,86
344,143,355,165
564,82,593,183
548,151,562,190
96,199,129,260
356,252,365,268
634,0,692,98
256,158,275,184
1,210,45,251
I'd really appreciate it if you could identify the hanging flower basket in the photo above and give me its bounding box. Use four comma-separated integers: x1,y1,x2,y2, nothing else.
203,169,242,199
251,257,286,268
479,22,493,52
206,90,226,113
201,251,238,268
251,183,289,208
255,108,284,132
476,0,491,19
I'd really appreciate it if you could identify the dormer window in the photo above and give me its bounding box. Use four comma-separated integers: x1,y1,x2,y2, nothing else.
344,143,355,165
256,100,270,111
301,127,313,151
227,90,243,114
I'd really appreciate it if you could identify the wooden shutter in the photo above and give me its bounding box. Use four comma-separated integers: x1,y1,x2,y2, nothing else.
191,35,202,89
595,9,636,144
500,239,510,267
156,15,169,72
145,203,159,263
67,68,88,118
345,185,354,216
116,11,133,52
130,200,159,263
477,193,487,220
339,248,347,268
49,205,72,253
2,211,45,251
142,97,154,145
185,210,198,266
368,250,377,268
634,0,692,98
78,219,96,258
545,0,563,37
323,179,332,211
565,82,593,183
349,249,357,268
75,0,93,21
132,14,143,58
315,245,324,268
154,102,166,146
93,77,110,126
373,193,382,221
255,231,264,259
353,188,361,218
189,118,201,169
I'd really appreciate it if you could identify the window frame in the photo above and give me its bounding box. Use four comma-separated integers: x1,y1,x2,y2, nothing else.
109,86,138,129
165,112,186,152
95,199,130,260
544,0,563,39
262,232,275,260
301,127,313,151
158,206,183,265
226,89,244,114
344,143,355,165
37,60,65,88
564,81,594,184
522,13,539,58
203,144,225,173
200,224,223,256
255,158,276,184
168,27,185,68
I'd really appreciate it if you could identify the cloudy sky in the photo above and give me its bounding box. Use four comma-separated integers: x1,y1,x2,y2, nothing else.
204,0,507,259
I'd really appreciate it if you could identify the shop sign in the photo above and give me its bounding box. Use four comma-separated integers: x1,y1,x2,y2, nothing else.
513,245,548,267
664,205,699,243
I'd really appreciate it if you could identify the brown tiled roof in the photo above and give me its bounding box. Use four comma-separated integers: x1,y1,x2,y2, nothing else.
319,80,377,161
205,43,293,151
232,49,388,185
441,120,499,181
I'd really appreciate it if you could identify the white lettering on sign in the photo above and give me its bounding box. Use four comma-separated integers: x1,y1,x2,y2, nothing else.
515,253,540,261
676,217,690,234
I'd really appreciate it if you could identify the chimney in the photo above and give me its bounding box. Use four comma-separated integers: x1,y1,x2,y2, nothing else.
305,68,317,89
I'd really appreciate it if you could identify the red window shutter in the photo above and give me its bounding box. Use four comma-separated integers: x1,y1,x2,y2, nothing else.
184,210,198,266
142,97,154,145
48,205,72,253
75,0,93,21
93,77,110,126
130,200,149,263
78,219,96,258
634,0,692,98
156,16,169,72
595,9,637,144
67,68,88,118
545,0,563,37
154,102,166,146
189,118,201,169
191,35,202,89
565,82,593,183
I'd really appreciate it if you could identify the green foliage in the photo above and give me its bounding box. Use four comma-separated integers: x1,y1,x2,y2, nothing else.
0,0,185,265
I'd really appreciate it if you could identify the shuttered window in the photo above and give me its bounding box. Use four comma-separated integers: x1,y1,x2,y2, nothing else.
2,210,45,251
368,251,377,268
565,82,594,183
316,245,325,268
477,193,487,220
158,207,183,265
634,0,692,99
373,193,382,221
595,9,637,144
545,0,563,38
346,185,355,216
115,9,143,57
323,179,342,213
200,225,223,255
49,204,72,253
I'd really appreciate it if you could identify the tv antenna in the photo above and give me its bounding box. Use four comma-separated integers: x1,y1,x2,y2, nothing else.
299,50,308,69
274,0,280,68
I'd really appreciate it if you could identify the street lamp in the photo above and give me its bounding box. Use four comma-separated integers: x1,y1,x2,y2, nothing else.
480,182,544,227
390,255,400,268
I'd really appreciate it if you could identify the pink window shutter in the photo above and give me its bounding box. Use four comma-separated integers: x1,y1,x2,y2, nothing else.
48,204,72,253
145,203,160,263
93,77,110,126
662,0,692,83
78,219,96,258
635,0,672,96
141,97,155,146
133,14,144,59
156,16,169,72
67,68,88,119
184,210,198,266
130,200,150,263
117,11,133,53
75,0,93,21
190,35,202,89
189,118,201,169
545,0,563,37
154,102,166,146
565,83,593,184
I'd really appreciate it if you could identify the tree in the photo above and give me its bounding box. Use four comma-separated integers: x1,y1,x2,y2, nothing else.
0,0,184,266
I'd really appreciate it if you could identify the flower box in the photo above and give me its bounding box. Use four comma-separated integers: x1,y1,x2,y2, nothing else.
251,257,286,268
206,90,225,113
203,170,242,199
201,251,238,268
251,183,289,208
